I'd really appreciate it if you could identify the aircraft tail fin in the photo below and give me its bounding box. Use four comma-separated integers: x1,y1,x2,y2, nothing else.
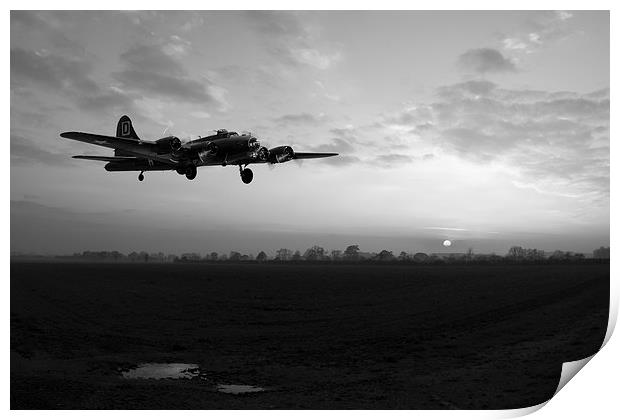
116,115,140,140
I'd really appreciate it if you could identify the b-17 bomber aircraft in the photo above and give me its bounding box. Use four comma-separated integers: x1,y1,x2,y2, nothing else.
60,116,338,184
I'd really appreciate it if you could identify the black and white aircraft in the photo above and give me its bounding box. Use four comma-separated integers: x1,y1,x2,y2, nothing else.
60,116,338,184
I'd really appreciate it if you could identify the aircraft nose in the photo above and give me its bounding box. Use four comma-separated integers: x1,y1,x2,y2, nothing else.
249,137,260,149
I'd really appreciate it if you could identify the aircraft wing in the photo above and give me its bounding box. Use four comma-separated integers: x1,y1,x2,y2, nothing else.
60,132,154,150
72,155,140,162
293,152,339,160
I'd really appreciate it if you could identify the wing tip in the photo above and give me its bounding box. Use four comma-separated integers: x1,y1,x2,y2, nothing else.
60,131,78,139
293,152,340,159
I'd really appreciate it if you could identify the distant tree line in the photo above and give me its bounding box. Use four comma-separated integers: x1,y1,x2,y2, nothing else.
61,245,610,265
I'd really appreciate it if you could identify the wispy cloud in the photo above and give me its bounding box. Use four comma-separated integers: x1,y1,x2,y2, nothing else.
11,11,85,53
380,80,609,202
423,227,468,232
10,48,136,114
247,11,342,70
457,48,517,74
113,43,226,107
501,11,576,54
11,133,73,167
274,112,327,126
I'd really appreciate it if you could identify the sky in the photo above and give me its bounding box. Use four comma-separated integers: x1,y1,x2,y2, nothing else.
10,10,610,256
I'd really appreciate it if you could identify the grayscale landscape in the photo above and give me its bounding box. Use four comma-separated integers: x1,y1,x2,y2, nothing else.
10,10,610,410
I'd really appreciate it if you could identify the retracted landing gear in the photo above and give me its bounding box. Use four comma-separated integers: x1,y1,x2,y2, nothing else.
239,165,253,184
138,171,145,182
185,165,197,180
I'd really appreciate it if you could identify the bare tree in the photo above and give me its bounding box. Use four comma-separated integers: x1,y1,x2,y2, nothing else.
593,246,610,259
304,245,325,261
275,248,292,261
343,244,360,261
376,250,395,261
507,246,526,261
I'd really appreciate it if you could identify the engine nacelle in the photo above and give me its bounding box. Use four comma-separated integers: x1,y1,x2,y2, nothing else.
155,136,182,155
256,146,269,162
268,146,295,163
170,136,182,152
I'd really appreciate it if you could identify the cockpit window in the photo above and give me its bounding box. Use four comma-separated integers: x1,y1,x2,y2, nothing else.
249,137,260,149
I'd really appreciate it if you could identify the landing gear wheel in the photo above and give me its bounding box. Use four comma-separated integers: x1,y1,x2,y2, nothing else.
138,172,144,182
241,168,253,184
185,165,197,180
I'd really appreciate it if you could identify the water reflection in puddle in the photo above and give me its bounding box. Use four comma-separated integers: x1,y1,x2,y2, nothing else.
121,363,199,380
217,384,266,394
121,363,266,394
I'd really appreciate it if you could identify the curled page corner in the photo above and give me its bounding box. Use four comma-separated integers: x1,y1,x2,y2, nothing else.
494,355,596,418
553,355,595,397
495,292,614,418
601,289,618,349
544,275,616,408
549,294,614,399
493,400,548,418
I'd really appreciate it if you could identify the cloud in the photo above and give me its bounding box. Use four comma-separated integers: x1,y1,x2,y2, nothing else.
248,11,342,70
113,43,226,107
164,35,192,57
180,14,205,32
329,127,358,142
119,44,185,76
457,48,517,74
380,81,609,201
290,48,341,70
190,111,211,119
11,48,98,94
308,138,355,154
11,11,85,53
557,11,573,21
76,88,136,112
313,80,342,102
11,133,72,167
501,11,576,54
372,154,414,165
11,13,227,117
317,155,361,167
11,47,142,116
274,112,325,125
114,70,216,104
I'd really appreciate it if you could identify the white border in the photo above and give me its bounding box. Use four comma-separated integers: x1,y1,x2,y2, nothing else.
5,1,616,418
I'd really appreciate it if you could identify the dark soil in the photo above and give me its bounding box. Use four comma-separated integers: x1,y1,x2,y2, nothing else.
10,262,609,409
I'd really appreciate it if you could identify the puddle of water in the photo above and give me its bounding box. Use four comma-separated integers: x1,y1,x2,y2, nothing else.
121,363,199,380
217,384,266,394
121,363,267,394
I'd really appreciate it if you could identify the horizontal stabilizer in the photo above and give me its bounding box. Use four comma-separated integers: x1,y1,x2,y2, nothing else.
293,152,339,160
72,155,138,162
